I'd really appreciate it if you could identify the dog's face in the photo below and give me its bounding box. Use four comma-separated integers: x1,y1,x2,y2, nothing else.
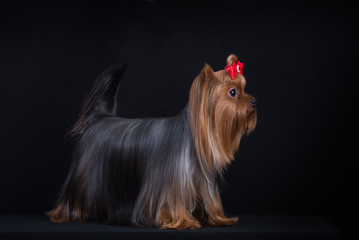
212,65,257,138
189,55,257,171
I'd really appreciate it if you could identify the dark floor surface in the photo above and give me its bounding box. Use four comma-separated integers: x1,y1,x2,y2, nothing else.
0,214,341,240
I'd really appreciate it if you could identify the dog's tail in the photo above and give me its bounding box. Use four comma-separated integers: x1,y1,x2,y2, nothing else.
67,64,127,138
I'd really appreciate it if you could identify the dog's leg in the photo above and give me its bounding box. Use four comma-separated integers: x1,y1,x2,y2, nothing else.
201,184,238,227
47,200,86,223
158,205,201,230
47,201,71,223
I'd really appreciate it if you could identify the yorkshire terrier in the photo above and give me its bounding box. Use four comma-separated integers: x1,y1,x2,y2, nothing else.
47,54,257,230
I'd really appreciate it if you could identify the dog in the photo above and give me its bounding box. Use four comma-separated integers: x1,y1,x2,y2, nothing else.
47,54,257,230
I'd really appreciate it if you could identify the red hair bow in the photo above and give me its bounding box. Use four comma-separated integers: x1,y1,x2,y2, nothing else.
225,60,243,80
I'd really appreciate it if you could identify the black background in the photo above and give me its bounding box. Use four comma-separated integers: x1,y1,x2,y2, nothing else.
1,0,358,238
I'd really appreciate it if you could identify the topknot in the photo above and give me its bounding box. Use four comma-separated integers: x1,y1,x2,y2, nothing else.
226,54,238,66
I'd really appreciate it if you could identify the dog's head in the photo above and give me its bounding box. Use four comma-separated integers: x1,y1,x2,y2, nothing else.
189,54,257,172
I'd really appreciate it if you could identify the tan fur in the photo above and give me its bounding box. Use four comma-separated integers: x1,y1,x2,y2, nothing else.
189,60,256,173
186,54,256,229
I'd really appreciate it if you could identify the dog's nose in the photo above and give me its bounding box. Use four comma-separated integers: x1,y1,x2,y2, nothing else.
250,99,257,108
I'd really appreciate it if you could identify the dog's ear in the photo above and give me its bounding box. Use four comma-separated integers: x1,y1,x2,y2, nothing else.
189,63,215,110
200,63,215,81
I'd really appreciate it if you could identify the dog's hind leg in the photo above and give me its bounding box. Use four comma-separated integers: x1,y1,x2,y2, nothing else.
46,170,89,223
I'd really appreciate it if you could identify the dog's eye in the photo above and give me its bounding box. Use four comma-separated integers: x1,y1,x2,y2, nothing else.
229,88,237,98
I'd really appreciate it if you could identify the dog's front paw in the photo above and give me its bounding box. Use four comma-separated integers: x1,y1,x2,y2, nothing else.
160,220,201,230
208,216,238,227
